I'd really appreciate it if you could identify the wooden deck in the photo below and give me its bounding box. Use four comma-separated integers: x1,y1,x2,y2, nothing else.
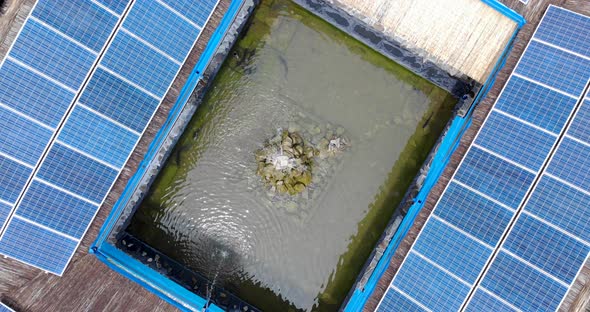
332,0,518,83
363,1,590,311
0,0,34,59
0,1,230,311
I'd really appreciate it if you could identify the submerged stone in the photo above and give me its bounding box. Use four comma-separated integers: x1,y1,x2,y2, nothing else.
255,130,316,196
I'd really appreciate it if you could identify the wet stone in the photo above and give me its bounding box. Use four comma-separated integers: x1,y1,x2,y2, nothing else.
254,122,351,214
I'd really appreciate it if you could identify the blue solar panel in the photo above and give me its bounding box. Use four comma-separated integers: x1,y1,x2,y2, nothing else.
494,76,578,134
95,0,131,15
123,0,200,62
0,59,74,128
161,0,218,26
0,0,220,274
377,288,426,312
465,287,517,312
535,6,590,58
464,289,516,312
36,144,118,203
392,252,470,312
10,19,97,90
568,99,590,143
413,217,492,283
468,8,590,308
475,111,556,171
0,156,32,204
515,40,590,96
547,137,590,191
79,68,160,132
100,31,179,97
0,302,15,312
454,147,535,208
58,106,138,168
525,175,590,243
0,202,12,231
0,105,53,165
16,180,99,239
435,182,514,246
480,251,567,311
503,213,588,283
0,0,124,268
0,217,77,275
32,0,119,52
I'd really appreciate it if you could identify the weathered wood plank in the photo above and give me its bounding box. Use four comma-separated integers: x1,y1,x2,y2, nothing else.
330,0,518,83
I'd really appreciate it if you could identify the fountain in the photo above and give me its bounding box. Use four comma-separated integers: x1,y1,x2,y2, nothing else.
255,127,349,196
202,249,229,311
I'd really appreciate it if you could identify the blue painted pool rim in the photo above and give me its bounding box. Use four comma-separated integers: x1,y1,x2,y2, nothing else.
90,0,526,311
91,0,247,311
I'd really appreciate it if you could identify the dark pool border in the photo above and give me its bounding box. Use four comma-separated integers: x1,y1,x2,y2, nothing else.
340,2,526,311
291,0,474,98
90,1,253,311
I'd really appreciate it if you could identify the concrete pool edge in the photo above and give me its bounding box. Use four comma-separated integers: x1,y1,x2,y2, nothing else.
90,0,254,311
341,2,526,310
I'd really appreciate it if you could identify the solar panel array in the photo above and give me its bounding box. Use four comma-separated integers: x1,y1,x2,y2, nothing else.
0,0,219,275
376,5,590,312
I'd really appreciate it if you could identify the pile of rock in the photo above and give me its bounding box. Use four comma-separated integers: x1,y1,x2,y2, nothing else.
255,130,316,195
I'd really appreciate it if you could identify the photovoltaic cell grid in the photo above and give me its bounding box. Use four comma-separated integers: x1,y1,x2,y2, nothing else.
376,6,590,312
0,0,124,235
0,0,219,275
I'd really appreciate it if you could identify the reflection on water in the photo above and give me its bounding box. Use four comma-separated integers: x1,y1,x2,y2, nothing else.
127,0,456,311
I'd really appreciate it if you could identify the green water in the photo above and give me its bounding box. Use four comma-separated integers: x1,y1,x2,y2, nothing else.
127,0,456,311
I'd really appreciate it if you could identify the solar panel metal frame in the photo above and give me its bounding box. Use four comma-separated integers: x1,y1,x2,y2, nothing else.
376,5,590,312
0,0,220,275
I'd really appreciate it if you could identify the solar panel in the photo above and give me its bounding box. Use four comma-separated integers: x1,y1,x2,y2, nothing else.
31,0,121,52
377,287,426,312
477,251,567,311
0,0,220,274
378,5,590,312
0,302,15,312
0,0,126,230
464,289,516,312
